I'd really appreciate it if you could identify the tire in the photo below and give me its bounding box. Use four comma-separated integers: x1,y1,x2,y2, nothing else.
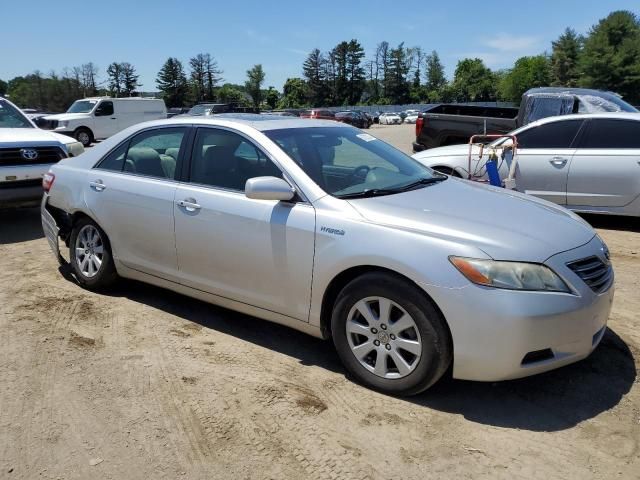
74,127,94,147
69,217,118,290
331,272,452,396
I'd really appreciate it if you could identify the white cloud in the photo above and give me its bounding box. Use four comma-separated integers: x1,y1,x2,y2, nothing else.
482,33,542,53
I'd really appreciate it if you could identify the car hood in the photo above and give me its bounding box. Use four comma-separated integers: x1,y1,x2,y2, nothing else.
346,178,594,262
0,127,75,146
43,112,91,121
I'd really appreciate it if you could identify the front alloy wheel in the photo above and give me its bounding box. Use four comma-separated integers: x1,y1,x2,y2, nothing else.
346,297,422,379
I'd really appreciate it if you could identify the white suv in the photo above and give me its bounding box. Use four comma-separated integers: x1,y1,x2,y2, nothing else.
0,97,84,208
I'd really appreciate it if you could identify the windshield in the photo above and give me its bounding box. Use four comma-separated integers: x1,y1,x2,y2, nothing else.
188,105,208,115
265,126,444,198
67,100,98,113
0,100,33,128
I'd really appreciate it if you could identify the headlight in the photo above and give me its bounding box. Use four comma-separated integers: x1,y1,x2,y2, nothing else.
65,141,85,157
58,120,69,128
449,257,570,292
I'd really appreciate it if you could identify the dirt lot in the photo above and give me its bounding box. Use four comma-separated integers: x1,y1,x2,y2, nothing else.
1,124,639,479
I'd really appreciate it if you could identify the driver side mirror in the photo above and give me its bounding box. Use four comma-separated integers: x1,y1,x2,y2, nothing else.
245,176,296,201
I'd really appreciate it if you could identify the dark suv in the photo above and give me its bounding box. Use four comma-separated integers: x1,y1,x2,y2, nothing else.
335,111,371,129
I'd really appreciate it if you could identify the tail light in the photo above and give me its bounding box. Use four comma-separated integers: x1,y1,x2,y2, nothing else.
42,172,55,192
415,116,424,137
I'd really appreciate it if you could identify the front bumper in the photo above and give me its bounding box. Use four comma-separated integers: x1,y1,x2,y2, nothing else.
424,236,614,381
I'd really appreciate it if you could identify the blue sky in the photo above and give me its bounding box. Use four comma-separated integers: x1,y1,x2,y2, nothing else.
3,1,638,92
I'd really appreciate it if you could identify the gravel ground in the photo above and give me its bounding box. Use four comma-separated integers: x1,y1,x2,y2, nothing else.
1,124,639,479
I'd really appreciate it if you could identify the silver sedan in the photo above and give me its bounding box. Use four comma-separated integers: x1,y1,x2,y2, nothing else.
412,112,640,217
41,115,614,395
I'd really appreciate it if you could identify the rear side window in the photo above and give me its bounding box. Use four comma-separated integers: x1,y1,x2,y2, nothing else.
580,119,640,148
95,127,186,179
517,120,583,149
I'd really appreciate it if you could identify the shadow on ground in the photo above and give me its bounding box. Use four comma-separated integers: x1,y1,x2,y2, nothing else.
59,270,636,434
581,213,640,233
0,207,43,244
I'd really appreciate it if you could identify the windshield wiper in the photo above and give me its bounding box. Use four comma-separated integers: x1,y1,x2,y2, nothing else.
336,176,446,199
397,175,447,192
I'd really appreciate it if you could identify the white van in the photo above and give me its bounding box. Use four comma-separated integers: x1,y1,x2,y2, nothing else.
40,97,167,146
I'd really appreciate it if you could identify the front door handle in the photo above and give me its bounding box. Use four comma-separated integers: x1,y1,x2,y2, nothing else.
89,180,106,191
549,157,568,167
177,199,201,212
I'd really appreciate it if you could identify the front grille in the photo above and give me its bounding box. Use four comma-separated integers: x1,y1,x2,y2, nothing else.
0,146,65,167
566,256,612,293
0,178,42,189
34,118,58,130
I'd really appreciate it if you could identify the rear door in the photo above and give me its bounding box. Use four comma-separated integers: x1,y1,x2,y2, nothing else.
85,126,189,280
567,118,640,207
513,119,585,205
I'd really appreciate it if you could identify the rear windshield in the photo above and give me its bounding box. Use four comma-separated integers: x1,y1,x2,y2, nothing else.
0,100,33,128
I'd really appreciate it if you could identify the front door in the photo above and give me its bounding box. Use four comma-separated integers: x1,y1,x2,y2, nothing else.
567,118,640,208
513,119,585,205
93,100,119,138
174,127,316,321
85,126,188,280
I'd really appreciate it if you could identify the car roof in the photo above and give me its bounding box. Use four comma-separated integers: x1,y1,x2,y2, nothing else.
511,112,640,135
134,114,344,132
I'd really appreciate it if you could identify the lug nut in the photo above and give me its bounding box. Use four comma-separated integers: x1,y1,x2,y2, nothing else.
385,344,391,350
374,340,380,346
381,324,387,330
371,328,378,334
390,334,396,340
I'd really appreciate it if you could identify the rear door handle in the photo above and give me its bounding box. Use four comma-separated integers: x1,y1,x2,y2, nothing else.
177,199,201,212
89,180,106,191
549,157,568,167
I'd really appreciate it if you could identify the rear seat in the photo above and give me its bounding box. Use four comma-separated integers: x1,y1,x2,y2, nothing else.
126,147,168,178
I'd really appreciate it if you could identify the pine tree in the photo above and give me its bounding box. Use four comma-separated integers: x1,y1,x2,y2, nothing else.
121,63,140,96
424,50,446,101
245,64,265,108
156,57,188,107
345,39,365,105
551,28,583,87
106,62,123,97
303,49,328,106
579,10,640,104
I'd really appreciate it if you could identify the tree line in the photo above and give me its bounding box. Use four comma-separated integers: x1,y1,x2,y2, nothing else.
1,10,638,112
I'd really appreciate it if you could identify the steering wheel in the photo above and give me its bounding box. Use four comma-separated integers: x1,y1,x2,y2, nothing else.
350,165,370,183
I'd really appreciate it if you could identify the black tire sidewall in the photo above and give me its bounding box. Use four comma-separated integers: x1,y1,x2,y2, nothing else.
74,128,93,147
331,273,451,396
69,218,116,290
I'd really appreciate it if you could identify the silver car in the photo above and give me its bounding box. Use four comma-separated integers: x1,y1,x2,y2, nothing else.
412,113,640,217
41,115,614,395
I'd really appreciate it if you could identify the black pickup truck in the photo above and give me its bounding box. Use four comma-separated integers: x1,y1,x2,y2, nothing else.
412,87,639,151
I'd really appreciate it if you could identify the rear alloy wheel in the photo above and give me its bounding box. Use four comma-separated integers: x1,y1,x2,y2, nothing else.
332,272,452,396
69,218,117,290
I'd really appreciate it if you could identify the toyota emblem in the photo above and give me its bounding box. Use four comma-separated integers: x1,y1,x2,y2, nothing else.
20,149,39,160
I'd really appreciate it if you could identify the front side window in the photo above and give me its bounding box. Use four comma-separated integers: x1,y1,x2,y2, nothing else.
580,119,640,148
95,127,186,179
517,120,584,149
0,100,33,128
265,126,444,198
189,128,282,191
95,101,114,116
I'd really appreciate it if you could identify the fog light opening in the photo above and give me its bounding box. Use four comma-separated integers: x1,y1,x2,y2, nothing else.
521,348,554,366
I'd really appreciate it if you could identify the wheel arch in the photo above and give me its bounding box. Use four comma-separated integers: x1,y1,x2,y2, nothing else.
319,265,453,349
